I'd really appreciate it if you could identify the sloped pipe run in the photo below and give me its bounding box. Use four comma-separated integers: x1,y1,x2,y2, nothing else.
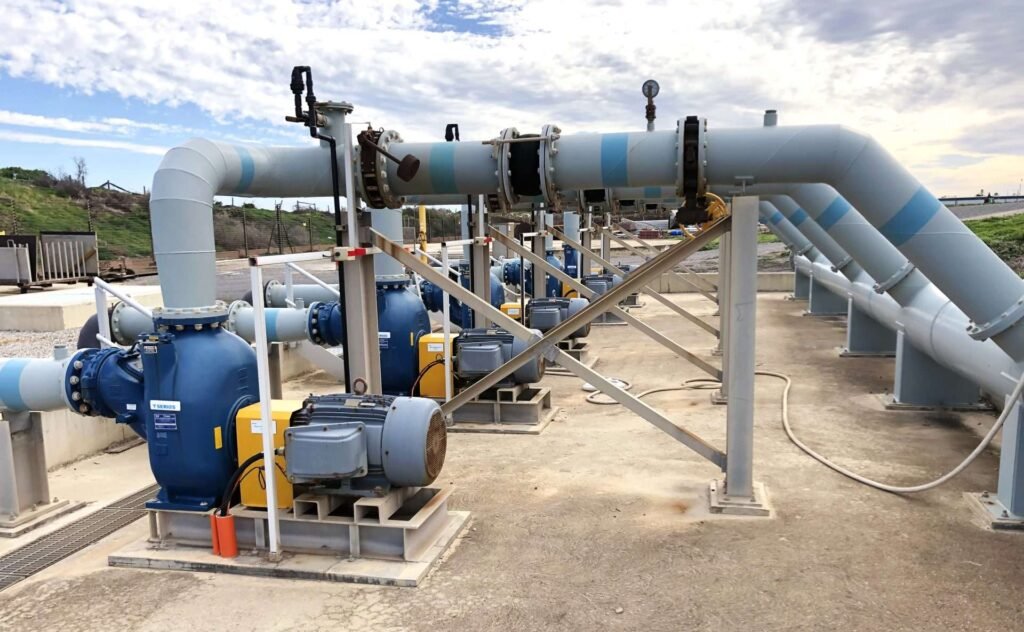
706,125,1024,360
760,204,1022,403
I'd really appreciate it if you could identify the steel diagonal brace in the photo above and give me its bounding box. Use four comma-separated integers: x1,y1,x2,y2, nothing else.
489,227,721,378
371,221,730,468
549,226,719,338
605,225,718,303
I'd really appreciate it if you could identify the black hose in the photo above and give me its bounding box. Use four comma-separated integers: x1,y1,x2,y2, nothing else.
218,452,264,517
315,131,353,394
411,358,445,396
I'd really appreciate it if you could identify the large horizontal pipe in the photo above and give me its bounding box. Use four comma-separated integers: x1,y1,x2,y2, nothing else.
156,116,1024,362
108,301,311,345
0,356,73,413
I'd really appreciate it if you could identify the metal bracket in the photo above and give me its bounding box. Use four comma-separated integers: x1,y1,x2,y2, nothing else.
968,294,1024,342
830,255,854,273
330,246,384,263
872,261,915,294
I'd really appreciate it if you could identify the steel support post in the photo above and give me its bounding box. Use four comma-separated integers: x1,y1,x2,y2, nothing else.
601,213,613,273
711,231,731,403
580,208,594,277
248,265,282,558
806,278,847,316
711,196,770,516
0,412,69,531
490,227,720,378
341,122,382,394
842,300,896,357
532,208,547,298
793,267,811,300
549,226,718,337
604,227,718,303
470,195,491,327
888,331,984,410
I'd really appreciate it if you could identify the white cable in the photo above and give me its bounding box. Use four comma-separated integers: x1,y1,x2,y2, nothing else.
584,377,717,405
581,369,1024,494
763,369,1024,494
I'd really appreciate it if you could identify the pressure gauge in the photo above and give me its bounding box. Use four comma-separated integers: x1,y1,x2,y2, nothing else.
642,79,660,99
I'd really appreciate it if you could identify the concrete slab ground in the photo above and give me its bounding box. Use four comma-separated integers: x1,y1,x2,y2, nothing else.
0,284,163,331
2,293,1023,631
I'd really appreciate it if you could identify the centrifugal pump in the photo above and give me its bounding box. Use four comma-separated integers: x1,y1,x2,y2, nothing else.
420,261,504,328
68,306,260,511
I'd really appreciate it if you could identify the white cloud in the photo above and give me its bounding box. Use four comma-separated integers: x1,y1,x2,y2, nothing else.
0,109,191,136
0,0,1020,193
0,130,167,155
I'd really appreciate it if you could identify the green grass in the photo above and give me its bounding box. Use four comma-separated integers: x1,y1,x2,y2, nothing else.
964,214,1024,274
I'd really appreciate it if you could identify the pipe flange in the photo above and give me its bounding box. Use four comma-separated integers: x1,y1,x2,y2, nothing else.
795,243,815,257
109,301,131,345
224,299,250,334
495,127,519,210
358,129,405,209
872,261,915,294
831,255,854,273
968,294,1024,342
152,302,230,326
307,300,327,346
676,116,707,204
263,280,281,306
539,123,562,209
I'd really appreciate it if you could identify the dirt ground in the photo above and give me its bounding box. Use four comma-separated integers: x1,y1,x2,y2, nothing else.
2,293,1022,631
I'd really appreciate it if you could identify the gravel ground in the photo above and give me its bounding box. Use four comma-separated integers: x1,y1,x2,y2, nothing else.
0,328,80,359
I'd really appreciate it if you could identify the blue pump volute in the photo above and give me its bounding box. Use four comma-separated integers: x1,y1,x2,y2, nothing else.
139,325,259,511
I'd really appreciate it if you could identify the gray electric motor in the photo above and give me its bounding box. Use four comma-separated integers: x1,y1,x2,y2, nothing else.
454,328,544,387
284,394,447,496
526,297,591,339
581,273,623,295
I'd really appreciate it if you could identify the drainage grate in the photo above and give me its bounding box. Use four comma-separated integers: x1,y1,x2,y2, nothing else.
0,484,158,592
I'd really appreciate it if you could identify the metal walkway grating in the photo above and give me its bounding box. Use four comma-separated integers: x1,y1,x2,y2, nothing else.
0,484,158,592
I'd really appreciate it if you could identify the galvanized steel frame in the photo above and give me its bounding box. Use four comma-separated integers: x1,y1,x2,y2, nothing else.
371,217,731,468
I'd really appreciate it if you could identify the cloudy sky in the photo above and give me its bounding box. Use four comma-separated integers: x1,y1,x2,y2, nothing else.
0,0,1021,202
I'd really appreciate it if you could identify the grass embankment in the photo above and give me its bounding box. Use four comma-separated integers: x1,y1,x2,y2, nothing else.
963,214,1024,275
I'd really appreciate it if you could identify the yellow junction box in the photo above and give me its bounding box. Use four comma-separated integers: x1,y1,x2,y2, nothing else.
418,333,456,399
234,399,302,509
500,302,524,321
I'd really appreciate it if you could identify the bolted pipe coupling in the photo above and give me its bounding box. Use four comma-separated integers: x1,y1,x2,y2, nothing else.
65,347,145,433
307,301,344,347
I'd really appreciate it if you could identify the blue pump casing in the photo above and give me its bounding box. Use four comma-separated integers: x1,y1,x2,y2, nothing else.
140,324,259,511
377,278,431,395
66,347,147,439
502,253,563,298
307,279,432,395
563,246,579,278
421,263,504,328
